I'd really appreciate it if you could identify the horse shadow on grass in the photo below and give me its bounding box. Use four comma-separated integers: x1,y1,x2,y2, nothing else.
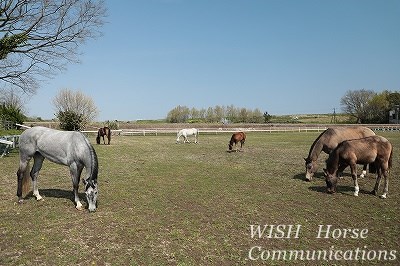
292,172,325,181
24,189,86,205
293,172,372,196
308,184,372,196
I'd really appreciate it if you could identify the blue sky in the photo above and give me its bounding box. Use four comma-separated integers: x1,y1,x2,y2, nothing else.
26,0,400,121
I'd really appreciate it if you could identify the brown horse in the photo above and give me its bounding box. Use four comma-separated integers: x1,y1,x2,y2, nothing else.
324,135,393,198
304,126,375,181
96,127,111,145
228,132,246,152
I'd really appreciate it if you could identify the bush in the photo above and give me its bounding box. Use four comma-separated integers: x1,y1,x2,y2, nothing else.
0,103,26,125
56,111,83,131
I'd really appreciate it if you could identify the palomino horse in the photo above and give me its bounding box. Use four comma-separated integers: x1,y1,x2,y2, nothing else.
16,126,99,212
176,128,198,143
304,126,375,181
96,126,111,145
228,132,246,151
324,135,393,198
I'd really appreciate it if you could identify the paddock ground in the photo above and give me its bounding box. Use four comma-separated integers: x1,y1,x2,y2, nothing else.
0,131,399,265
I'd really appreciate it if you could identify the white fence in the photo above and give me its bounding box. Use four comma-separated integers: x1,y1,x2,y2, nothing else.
0,135,20,157
119,127,330,136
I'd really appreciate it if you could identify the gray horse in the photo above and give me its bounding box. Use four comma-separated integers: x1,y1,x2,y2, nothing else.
16,126,98,212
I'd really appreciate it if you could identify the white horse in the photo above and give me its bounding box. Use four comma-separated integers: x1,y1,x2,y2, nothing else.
176,128,198,144
17,126,99,212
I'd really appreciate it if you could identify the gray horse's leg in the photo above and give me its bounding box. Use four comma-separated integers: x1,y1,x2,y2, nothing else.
70,163,84,210
31,153,45,201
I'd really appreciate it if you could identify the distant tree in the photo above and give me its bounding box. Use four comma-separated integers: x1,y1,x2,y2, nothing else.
0,89,26,124
166,105,266,123
205,107,215,123
263,111,272,123
53,89,98,130
387,91,400,107
366,92,390,123
214,105,225,123
166,105,190,123
340,89,376,123
250,108,264,123
0,0,106,94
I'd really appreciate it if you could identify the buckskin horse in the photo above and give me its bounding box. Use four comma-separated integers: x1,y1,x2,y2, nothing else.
304,126,375,181
228,132,246,152
96,126,111,145
324,135,393,199
16,126,99,212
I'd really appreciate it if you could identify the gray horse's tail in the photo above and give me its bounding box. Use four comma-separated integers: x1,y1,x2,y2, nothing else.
21,162,31,197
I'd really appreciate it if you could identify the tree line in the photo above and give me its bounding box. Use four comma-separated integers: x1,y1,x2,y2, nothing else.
2,88,399,130
340,90,400,123
166,105,270,124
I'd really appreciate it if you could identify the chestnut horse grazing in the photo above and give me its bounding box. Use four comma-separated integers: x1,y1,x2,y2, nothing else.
304,126,375,181
96,126,111,145
228,132,246,151
324,135,393,198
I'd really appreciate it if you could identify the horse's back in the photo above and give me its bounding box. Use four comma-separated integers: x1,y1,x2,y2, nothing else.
331,126,375,141
19,127,90,165
232,132,245,142
337,135,392,163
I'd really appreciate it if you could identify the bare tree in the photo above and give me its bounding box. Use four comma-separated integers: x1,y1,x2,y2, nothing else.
53,88,98,128
340,89,376,123
0,0,106,94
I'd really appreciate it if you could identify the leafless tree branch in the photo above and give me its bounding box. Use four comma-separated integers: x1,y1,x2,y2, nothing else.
0,0,106,94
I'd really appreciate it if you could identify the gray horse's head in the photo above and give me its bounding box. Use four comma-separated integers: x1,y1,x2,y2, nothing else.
84,179,98,212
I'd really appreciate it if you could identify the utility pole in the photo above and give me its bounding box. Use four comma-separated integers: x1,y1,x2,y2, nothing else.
331,108,337,124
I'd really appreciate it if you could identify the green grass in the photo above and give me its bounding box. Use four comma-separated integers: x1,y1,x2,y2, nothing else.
0,132,399,265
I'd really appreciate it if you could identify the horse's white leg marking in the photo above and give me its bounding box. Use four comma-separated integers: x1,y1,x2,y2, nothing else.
380,167,389,199
70,163,84,210
354,186,360,197
360,170,367,178
32,180,43,201
31,154,45,201
76,201,83,210
350,163,359,196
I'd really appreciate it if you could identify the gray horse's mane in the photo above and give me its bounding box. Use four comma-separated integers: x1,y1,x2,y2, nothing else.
81,132,98,182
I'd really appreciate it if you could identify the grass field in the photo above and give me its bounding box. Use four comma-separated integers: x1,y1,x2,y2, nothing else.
1,131,399,265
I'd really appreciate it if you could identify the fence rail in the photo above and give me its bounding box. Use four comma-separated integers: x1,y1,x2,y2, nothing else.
0,135,20,157
117,125,400,136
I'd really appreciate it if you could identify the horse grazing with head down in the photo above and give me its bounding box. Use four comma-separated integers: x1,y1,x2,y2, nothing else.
96,126,111,145
304,126,375,181
324,135,393,199
16,126,99,212
228,132,246,152
176,128,198,144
